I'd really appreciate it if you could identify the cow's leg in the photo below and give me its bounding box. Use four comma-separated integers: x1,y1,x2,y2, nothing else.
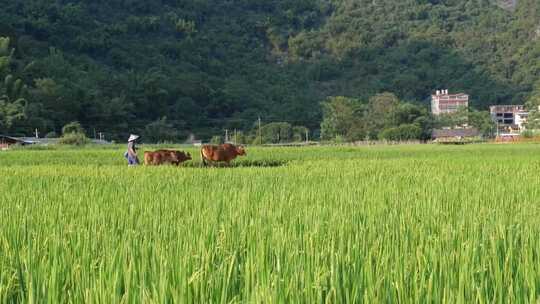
200,150,208,167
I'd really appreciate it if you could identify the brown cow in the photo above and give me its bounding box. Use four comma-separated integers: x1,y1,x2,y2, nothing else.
200,143,246,166
144,150,192,166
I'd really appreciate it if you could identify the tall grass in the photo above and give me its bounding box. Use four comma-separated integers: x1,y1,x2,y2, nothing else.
1,144,540,302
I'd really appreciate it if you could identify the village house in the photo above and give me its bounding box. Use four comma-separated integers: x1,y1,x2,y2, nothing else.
431,90,469,116
0,135,36,150
431,128,480,144
0,135,110,150
489,105,528,134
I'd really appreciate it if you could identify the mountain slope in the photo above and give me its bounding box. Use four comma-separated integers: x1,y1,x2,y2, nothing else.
0,0,538,139
496,0,518,11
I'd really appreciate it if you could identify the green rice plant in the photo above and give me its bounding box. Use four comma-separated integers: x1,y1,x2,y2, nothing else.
1,144,540,303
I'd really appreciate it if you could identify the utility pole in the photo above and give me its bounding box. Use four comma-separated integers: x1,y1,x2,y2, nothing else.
258,116,262,145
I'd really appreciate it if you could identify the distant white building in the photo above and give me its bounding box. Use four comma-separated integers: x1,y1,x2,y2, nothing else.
431,90,469,115
489,105,528,133
515,112,529,130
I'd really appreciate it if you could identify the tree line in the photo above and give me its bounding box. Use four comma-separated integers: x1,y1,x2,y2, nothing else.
320,94,495,143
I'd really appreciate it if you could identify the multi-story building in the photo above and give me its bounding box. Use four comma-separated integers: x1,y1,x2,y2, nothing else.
489,105,528,133
431,90,469,115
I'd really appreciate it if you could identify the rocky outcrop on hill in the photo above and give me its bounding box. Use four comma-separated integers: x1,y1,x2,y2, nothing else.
496,0,518,11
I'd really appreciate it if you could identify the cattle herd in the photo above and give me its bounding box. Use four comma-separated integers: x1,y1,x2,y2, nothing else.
143,143,246,166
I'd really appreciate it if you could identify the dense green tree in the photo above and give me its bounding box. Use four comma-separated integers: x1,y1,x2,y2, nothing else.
0,38,27,133
62,121,85,135
59,121,89,145
321,94,436,142
366,93,400,138
0,0,537,139
58,132,90,145
390,103,434,141
259,122,293,144
436,106,470,128
468,110,496,138
143,117,180,143
525,81,540,130
320,96,366,141
379,124,423,141
292,126,309,142
435,107,495,137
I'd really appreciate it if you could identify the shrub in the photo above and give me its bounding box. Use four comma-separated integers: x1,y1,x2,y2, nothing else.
260,122,292,143
522,130,534,138
62,122,85,135
379,124,422,141
58,132,90,146
143,117,179,143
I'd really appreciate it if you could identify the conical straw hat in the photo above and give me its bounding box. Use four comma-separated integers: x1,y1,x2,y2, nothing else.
128,134,140,142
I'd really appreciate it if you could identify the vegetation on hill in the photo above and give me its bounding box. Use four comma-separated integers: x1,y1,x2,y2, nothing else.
0,0,538,141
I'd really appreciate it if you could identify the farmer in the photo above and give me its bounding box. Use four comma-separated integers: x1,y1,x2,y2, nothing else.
125,134,140,166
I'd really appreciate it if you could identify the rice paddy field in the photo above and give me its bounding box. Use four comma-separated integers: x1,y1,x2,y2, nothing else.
1,143,540,303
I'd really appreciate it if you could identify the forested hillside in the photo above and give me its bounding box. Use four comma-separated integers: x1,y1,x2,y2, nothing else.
0,0,538,141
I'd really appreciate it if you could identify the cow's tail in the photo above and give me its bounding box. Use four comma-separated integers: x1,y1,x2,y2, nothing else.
200,148,208,167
